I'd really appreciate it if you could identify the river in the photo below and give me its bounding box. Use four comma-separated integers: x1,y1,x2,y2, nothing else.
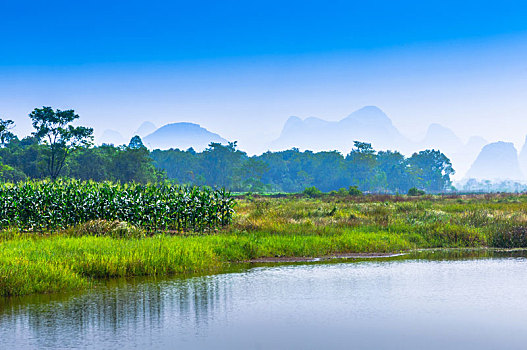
1,250,526,349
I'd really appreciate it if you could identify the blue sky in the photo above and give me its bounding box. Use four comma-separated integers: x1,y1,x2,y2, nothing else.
1,0,527,153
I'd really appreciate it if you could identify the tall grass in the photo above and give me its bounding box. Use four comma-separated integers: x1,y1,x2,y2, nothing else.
0,230,414,297
0,179,235,232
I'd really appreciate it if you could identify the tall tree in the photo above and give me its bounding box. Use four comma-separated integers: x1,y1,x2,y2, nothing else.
128,135,146,149
202,142,246,188
347,141,377,190
376,150,412,193
408,149,454,192
0,118,15,146
29,107,93,180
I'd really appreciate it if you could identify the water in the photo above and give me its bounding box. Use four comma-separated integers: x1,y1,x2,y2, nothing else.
1,251,527,350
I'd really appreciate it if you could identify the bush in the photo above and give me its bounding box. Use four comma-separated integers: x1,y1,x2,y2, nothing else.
303,186,322,198
408,187,425,196
490,224,527,248
348,186,363,196
329,188,349,196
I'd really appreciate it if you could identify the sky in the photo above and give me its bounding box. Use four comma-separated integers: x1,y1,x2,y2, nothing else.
1,0,527,154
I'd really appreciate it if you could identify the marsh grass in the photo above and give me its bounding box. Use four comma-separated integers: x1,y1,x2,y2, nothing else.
3,193,527,297
63,220,145,239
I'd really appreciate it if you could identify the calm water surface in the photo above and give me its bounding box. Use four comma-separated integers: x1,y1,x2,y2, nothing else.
1,251,527,350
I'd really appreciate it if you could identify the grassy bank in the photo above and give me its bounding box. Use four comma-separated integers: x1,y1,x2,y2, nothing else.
2,193,527,297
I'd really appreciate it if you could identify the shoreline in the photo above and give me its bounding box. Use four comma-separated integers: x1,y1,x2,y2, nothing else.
245,247,527,263
245,252,407,263
2,241,527,299
3,193,527,298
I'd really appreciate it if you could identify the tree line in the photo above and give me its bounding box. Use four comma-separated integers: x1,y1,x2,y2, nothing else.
151,141,455,193
0,107,455,193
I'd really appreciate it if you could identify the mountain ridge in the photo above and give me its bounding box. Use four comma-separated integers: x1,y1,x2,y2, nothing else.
143,122,227,151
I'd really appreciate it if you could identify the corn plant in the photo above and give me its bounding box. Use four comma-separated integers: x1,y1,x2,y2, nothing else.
0,179,235,232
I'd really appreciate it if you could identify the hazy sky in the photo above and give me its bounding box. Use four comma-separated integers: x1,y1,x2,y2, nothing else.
1,0,527,154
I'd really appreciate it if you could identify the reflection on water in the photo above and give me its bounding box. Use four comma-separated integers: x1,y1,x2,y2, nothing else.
1,250,527,350
0,274,235,349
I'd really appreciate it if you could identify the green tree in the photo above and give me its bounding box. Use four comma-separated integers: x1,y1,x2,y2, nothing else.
66,145,114,181
408,150,454,192
113,145,162,183
0,118,15,146
407,187,425,196
376,150,413,193
128,135,146,149
202,142,246,188
29,107,93,180
348,185,362,196
0,164,27,182
303,186,322,197
347,141,377,191
239,158,269,192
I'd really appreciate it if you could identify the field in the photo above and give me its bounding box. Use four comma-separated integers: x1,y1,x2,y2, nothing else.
0,180,235,231
2,192,527,297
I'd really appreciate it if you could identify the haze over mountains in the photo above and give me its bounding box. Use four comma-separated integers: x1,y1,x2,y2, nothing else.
271,106,410,153
135,122,157,138
269,106,496,180
142,123,227,151
98,122,226,151
97,106,527,182
465,142,524,181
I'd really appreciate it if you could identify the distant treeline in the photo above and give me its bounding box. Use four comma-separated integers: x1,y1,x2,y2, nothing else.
151,141,454,193
0,136,163,184
0,107,455,193
0,136,454,193
457,178,527,193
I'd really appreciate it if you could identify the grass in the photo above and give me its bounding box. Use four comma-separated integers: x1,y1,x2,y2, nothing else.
2,193,527,297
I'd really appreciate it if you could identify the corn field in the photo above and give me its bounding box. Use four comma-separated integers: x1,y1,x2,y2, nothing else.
0,180,235,232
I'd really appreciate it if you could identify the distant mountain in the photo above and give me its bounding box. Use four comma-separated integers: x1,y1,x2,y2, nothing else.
447,135,488,179
99,129,126,146
519,135,527,176
143,122,228,151
271,106,411,153
419,123,464,155
135,121,157,137
465,142,524,181
270,106,499,180
465,136,488,152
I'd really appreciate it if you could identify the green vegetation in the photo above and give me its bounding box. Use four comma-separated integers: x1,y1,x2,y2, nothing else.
0,106,521,297
152,141,455,193
303,186,323,197
407,187,425,196
348,185,363,196
0,108,163,184
2,193,527,297
29,107,94,180
0,179,235,232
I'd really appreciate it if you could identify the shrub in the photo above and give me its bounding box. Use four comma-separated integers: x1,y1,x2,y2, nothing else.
303,186,322,198
408,187,425,196
329,188,349,196
490,224,527,248
348,186,363,196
